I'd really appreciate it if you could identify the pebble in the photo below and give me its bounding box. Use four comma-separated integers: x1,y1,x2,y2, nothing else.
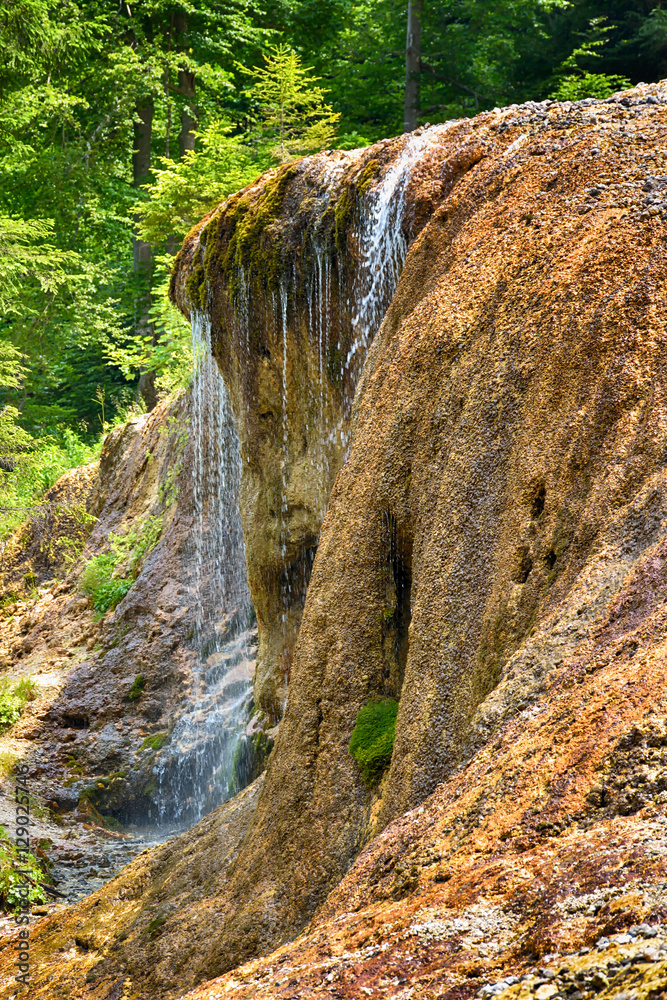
534,986,556,1000
631,923,658,938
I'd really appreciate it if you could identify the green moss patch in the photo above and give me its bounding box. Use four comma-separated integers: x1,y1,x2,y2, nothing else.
128,675,146,701
140,732,168,752
349,697,398,786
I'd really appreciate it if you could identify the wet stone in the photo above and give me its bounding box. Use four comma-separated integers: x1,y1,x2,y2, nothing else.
590,972,609,991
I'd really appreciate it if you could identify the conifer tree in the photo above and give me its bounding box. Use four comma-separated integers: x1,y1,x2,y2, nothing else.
244,44,340,162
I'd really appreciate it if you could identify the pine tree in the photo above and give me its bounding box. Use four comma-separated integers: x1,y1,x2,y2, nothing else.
244,44,340,162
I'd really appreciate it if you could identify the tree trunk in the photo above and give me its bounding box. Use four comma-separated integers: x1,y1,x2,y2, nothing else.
178,68,197,158
404,0,422,133
132,98,157,412
176,13,196,159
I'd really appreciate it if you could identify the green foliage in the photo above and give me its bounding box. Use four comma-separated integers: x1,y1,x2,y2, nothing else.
0,824,50,913
0,338,102,540
136,121,270,245
91,577,133,616
0,0,653,440
550,71,631,101
79,552,131,616
128,674,146,701
79,511,165,615
0,676,37,730
549,16,631,100
349,697,398,786
111,514,164,572
0,750,17,777
0,215,80,315
243,44,341,161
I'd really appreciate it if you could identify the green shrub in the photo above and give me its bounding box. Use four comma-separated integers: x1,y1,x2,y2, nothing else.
79,512,167,616
79,552,115,596
91,577,132,615
0,825,49,912
79,552,132,616
0,422,102,542
349,697,398,786
0,677,37,730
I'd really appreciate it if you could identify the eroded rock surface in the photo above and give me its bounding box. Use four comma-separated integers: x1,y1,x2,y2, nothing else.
3,81,667,1000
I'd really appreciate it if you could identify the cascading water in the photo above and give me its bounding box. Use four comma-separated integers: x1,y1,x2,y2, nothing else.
306,126,452,498
157,125,452,766
152,312,256,828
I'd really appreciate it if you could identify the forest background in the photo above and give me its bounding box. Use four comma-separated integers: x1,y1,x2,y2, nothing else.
0,0,664,540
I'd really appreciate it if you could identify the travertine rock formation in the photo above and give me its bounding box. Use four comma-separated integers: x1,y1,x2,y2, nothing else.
4,81,667,1000
171,128,476,719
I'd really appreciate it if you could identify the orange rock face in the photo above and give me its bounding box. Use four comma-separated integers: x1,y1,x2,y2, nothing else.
4,82,667,1000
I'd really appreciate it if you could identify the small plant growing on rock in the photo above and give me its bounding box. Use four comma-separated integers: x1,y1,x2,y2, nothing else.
140,732,168,751
0,677,37,730
349,697,398,786
0,824,50,912
146,914,167,937
79,553,131,617
79,513,165,618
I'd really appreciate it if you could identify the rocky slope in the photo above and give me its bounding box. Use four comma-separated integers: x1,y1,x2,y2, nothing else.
2,80,667,1000
0,388,255,838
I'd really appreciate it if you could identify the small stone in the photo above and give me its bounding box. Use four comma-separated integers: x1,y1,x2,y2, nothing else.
634,948,659,963
534,985,557,1000
569,992,584,1000
590,972,609,991
596,936,610,950
615,934,633,944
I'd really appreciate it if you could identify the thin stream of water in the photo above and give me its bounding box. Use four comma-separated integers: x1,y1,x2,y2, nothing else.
152,313,255,828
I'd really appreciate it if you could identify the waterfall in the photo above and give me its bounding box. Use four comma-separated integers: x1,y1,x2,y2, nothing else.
152,312,256,828
308,127,450,484
152,127,451,815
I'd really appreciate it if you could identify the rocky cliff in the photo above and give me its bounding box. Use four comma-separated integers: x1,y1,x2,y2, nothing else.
3,80,667,1000
170,126,476,719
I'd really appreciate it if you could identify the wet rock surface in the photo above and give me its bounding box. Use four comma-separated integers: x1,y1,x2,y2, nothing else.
0,387,259,834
